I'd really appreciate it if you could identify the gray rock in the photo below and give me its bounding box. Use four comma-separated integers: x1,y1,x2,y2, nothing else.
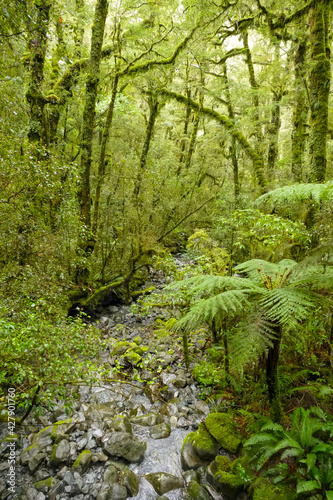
28,452,47,473
174,376,187,388
149,423,171,439
103,432,146,463
34,468,52,482
145,472,184,495
130,413,163,426
20,442,42,465
72,450,92,473
105,415,132,435
187,479,213,500
50,439,70,467
119,469,139,496
181,441,210,470
160,372,176,386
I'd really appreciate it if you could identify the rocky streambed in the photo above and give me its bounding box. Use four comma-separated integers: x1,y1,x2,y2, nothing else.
0,265,255,500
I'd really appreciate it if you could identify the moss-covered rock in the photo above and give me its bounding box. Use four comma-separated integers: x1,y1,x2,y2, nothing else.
106,415,133,435
120,469,139,497
123,350,142,365
72,449,92,473
34,477,57,492
206,455,253,500
187,479,212,500
181,432,211,470
50,439,70,468
205,412,242,453
249,477,295,500
188,423,219,460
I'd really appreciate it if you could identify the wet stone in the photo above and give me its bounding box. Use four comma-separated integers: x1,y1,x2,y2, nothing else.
149,423,171,439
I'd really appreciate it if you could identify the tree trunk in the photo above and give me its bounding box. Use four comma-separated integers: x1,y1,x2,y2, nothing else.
309,0,331,182
266,323,282,422
267,91,282,180
178,86,192,171
292,40,309,182
78,0,108,242
223,63,239,203
25,0,51,143
93,73,119,235
243,31,264,165
133,95,159,202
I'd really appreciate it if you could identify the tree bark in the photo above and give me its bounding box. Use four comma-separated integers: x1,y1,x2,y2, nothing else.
291,40,309,182
267,91,282,180
309,0,331,182
223,63,239,202
78,0,108,240
25,0,51,143
266,323,282,422
133,95,159,202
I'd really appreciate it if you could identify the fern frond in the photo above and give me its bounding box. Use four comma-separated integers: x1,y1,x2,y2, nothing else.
255,182,333,209
261,422,284,433
280,447,303,461
260,286,318,328
235,258,297,283
173,289,252,331
230,312,276,369
165,275,260,294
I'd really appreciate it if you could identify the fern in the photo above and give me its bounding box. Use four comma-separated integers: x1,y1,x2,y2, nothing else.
255,182,333,209
172,289,252,331
165,274,260,295
260,286,318,328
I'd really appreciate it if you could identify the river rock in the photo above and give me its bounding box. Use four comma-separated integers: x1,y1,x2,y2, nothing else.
181,440,210,470
72,450,92,473
149,422,171,439
130,412,163,426
106,415,133,434
96,465,118,500
206,456,250,500
120,468,139,496
103,432,146,462
50,439,70,468
20,442,42,465
145,472,184,495
205,412,242,453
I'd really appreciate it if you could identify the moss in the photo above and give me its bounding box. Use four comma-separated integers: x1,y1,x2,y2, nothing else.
34,477,53,490
249,477,295,500
72,449,92,473
185,423,219,460
123,350,142,365
205,412,242,453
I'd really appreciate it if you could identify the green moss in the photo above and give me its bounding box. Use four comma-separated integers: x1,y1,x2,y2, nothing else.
72,450,92,470
123,350,142,365
192,423,216,451
249,477,295,500
205,412,242,453
34,477,53,490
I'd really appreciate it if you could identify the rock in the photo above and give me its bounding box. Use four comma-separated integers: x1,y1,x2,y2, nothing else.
206,456,252,500
34,476,57,492
49,479,66,500
160,402,178,417
103,432,147,462
187,423,219,460
187,479,213,500
149,423,171,439
123,350,142,365
160,372,176,386
106,483,128,500
50,439,70,468
34,468,52,482
174,375,187,388
120,469,139,496
20,442,42,465
181,439,210,471
145,472,184,495
106,415,133,434
92,451,109,463
130,412,163,426
32,426,53,448
28,452,47,473
205,412,242,454
72,450,92,473
183,470,200,486
84,404,116,424
248,477,295,500
62,470,83,496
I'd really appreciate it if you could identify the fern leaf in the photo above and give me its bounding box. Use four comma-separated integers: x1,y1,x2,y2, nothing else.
173,289,252,331
244,433,279,447
260,286,317,328
165,275,260,294
296,479,320,494
280,447,303,461
260,422,284,433
255,182,333,209
235,258,297,282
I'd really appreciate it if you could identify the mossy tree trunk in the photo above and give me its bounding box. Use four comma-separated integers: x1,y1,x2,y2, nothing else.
78,0,108,249
183,92,203,172
266,323,282,422
223,62,239,203
243,31,263,167
267,90,283,180
25,0,51,143
133,94,160,202
308,0,331,183
291,40,309,182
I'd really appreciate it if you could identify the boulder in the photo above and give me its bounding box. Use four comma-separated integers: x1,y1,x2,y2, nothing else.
50,439,70,468
149,423,171,439
206,456,252,500
96,465,118,500
145,472,184,495
187,479,213,500
130,412,163,426
205,412,242,453
120,469,139,497
103,432,146,462
72,450,92,473
106,415,133,435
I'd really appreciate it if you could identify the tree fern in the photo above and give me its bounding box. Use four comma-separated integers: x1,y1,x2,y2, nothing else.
255,182,333,209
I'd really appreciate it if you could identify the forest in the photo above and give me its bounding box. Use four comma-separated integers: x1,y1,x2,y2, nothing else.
1,0,333,499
